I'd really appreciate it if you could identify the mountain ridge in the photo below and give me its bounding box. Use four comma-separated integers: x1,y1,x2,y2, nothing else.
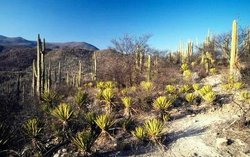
0,35,99,51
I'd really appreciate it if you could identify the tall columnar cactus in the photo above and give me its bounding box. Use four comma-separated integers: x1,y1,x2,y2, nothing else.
147,54,151,82
229,20,238,77
66,71,69,85
36,34,41,96
246,29,250,54
58,61,61,84
92,51,97,81
139,48,144,72
188,41,193,59
41,38,45,91
78,60,82,87
47,60,51,93
222,37,230,59
32,60,36,96
32,34,46,97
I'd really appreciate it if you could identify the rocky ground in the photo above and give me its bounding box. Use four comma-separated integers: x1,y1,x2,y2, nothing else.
122,75,250,157
52,75,250,157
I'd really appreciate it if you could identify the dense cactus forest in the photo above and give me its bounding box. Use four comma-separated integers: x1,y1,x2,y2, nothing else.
0,20,250,157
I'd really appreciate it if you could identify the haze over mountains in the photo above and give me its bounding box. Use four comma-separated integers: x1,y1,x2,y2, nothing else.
0,35,99,51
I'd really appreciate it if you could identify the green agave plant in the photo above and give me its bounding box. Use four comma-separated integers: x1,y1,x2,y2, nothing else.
102,88,115,114
144,118,164,141
132,126,145,140
23,118,42,139
94,114,115,132
153,96,174,111
185,93,196,104
233,82,245,90
140,81,153,92
84,112,97,127
165,85,176,94
121,97,133,117
192,83,200,91
0,122,15,147
198,85,213,96
105,81,116,89
183,70,192,81
41,90,62,111
202,91,216,103
97,81,106,90
102,88,115,102
181,63,189,72
71,130,96,154
74,88,88,109
51,103,73,127
179,85,191,94
239,90,250,101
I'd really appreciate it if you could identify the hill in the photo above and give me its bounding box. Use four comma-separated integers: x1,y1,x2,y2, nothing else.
0,35,98,51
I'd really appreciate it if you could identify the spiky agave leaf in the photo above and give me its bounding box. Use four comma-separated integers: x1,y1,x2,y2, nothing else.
71,130,96,153
165,85,176,94
74,88,88,108
144,118,164,140
140,81,153,92
51,103,73,124
23,118,42,139
198,85,213,96
153,96,174,111
84,112,97,126
192,83,200,91
0,122,15,147
181,63,189,72
178,85,191,94
94,114,115,132
132,126,145,140
105,81,116,89
121,96,133,108
202,91,216,103
41,90,62,110
102,88,115,103
185,93,196,103
239,90,250,101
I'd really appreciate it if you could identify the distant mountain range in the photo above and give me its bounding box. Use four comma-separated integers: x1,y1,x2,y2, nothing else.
0,35,99,51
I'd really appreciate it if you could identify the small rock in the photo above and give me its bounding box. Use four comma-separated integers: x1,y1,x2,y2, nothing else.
216,138,233,149
216,138,228,149
62,148,67,153
194,119,198,123
53,153,59,157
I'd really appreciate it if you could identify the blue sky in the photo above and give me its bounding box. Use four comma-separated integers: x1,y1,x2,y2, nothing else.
0,0,250,50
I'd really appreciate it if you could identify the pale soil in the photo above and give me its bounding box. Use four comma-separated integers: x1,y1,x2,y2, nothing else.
123,75,250,157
